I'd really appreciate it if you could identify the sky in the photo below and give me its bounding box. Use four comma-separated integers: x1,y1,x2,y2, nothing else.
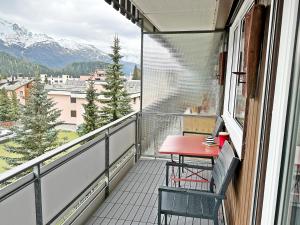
0,0,141,63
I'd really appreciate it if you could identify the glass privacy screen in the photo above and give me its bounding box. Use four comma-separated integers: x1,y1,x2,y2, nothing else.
141,32,224,155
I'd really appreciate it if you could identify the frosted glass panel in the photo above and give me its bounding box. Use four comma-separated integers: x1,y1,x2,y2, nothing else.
0,183,36,225
142,32,224,155
109,121,135,165
41,140,106,224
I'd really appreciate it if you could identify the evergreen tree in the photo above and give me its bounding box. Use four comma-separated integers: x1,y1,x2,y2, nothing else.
78,80,100,136
4,76,61,167
99,36,133,125
9,91,20,121
132,65,141,80
0,88,12,122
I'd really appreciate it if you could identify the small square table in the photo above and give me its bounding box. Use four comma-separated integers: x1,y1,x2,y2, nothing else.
159,135,220,186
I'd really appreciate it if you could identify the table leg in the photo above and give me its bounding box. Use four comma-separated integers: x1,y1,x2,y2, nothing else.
178,155,181,187
211,157,214,165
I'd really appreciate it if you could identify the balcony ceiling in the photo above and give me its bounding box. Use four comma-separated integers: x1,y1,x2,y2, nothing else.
131,0,234,31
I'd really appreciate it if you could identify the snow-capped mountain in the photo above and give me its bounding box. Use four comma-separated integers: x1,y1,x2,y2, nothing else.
0,18,55,48
0,18,135,73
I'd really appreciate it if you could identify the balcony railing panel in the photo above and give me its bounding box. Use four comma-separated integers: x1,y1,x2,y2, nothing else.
109,119,136,166
0,112,139,225
0,182,36,225
41,138,106,224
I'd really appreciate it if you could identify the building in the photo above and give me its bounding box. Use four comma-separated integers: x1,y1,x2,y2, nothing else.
1,1,299,225
0,78,33,105
46,80,140,127
41,74,79,84
79,69,107,81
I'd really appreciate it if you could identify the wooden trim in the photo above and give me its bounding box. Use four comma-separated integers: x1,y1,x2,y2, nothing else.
223,1,271,225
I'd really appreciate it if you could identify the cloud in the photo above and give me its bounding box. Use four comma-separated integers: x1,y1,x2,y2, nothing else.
0,0,141,62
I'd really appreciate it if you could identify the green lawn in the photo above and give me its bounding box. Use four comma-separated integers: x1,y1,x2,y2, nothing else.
0,130,79,173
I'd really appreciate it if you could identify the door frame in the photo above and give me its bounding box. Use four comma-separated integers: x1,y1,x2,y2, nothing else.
260,0,299,224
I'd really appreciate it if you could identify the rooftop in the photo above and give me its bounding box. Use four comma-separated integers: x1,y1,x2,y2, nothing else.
0,78,33,91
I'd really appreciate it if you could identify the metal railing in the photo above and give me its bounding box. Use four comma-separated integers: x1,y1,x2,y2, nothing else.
0,111,140,225
140,112,216,156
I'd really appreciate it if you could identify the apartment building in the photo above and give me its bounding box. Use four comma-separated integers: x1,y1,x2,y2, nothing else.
46,80,140,127
41,74,79,85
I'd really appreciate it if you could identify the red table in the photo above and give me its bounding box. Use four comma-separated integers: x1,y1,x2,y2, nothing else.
159,135,220,158
159,135,220,185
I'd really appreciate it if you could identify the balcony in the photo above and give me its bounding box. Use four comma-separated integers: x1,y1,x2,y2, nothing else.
0,112,224,225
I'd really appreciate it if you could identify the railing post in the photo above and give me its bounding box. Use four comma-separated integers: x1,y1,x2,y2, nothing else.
105,130,110,198
135,113,139,162
33,164,43,225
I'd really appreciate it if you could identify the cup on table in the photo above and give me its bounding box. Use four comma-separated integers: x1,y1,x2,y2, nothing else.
218,132,229,148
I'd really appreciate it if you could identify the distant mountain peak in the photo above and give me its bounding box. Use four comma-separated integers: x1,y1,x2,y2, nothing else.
0,17,136,74
0,17,105,52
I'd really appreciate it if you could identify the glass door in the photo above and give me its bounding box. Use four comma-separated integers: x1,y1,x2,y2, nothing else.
275,17,300,225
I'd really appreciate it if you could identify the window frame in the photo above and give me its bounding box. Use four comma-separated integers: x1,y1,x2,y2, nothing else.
70,97,77,103
71,110,77,118
223,0,254,158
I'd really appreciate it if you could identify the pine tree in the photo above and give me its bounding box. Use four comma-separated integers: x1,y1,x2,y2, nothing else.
99,36,133,125
0,88,12,122
78,80,100,136
4,75,61,167
132,65,141,80
9,91,20,121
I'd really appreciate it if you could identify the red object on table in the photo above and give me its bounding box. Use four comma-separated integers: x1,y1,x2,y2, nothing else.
219,132,230,148
159,135,220,157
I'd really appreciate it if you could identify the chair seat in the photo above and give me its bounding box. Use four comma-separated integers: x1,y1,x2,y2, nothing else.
161,190,216,219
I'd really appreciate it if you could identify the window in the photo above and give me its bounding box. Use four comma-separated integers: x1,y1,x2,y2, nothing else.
223,0,254,157
19,91,23,97
70,97,76,103
234,19,247,127
71,110,77,117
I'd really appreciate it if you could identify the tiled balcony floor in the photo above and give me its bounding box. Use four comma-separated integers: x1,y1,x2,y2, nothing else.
85,159,224,225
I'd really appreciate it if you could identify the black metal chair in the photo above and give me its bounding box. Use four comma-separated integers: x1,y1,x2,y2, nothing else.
212,115,225,138
158,141,239,225
180,115,225,166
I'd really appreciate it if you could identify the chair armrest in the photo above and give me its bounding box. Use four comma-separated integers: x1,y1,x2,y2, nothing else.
158,186,225,200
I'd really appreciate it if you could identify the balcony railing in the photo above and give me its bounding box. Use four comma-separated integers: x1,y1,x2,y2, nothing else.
0,111,140,225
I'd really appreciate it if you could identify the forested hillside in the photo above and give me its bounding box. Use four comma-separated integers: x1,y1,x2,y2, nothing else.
0,52,112,77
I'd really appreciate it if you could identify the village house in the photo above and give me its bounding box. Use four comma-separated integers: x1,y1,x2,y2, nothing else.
1,78,33,105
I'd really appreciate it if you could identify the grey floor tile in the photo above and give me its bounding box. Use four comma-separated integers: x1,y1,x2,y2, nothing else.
84,159,224,225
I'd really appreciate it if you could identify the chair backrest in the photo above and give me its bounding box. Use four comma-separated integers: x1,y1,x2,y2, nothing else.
211,141,239,195
212,116,224,137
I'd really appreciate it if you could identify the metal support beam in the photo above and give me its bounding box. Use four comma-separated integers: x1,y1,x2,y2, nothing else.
120,0,126,15
105,131,110,198
139,18,144,156
143,29,225,35
33,164,43,225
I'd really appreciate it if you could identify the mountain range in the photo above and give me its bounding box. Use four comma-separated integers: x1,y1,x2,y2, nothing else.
0,18,136,75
